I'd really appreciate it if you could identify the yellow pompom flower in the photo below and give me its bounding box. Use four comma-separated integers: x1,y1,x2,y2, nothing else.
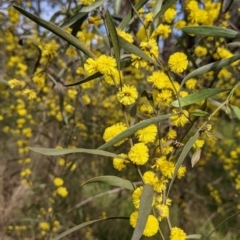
39,222,50,231
185,78,197,90
113,153,128,171
22,89,37,100
170,109,189,127
53,177,64,187
130,211,159,237
84,58,98,75
140,39,159,58
156,156,175,179
128,143,149,165
80,0,96,6
152,24,171,39
168,52,188,73
155,204,169,221
194,46,207,57
193,139,205,149
117,85,138,105
104,69,121,86
164,7,176,23
117,28,134,43
96,55,117,75
8,79,24,89
132,186,143,209
135,124,157,143
143,171,158,185
56,186,68,198
170,227,187,240
177,166,187,179
147,71,171,90
103,122,127,146
155,89,173,107
167,129,177,139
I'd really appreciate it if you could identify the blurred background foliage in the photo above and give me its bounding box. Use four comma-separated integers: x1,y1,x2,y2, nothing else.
1,0,240,239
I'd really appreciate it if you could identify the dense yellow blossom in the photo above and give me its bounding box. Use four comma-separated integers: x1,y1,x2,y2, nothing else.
53,177,64,187
130,211,159,237
113,153,128,171
103,122,127,146
170,227,186,240
128,143,149,165
117,85,138,105
135,124,157,143
168,52,188,73
56,186,68,198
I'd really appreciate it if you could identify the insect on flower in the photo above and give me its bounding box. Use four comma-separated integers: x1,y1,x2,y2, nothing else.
164,139,184,149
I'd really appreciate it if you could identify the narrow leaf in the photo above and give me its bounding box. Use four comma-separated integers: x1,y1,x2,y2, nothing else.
13,5,95,58
131,185,154,240
191,109,209,117
230,104,240,120
228,42,240,47
181,54,240,87
113,0,122,15
64,72,102,87
80,0,108,12
152,0,163,18
191,149,201,168
53,217,128,240
154,0,177,20
0,79,9,86
98,114,173,150
167,131,200,197
186,234,202,239
29,147,123,159
119,0,149,30
182,26,240,39
105,10,121,70
60,12,87,29
119,36,156,64
82,175,135,190
171,89,229,107
60,0,105,29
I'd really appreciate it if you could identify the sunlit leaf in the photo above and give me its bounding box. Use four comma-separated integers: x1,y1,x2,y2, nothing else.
53,217,128,240
131,184,154,240
0,79,9,86
113,0,122,15
82,175,135,190
80,0,108,12
186,234,202,239
171,89,229,107
152,0,163,18
29,147,123,159
13,5,95,58
181,54,240,87
98,114,173,150
167,131,200,197
230,104,240,120
191,109,209,117
182,26,240,39
60,11,87,29
191,149,201,168
105,10,121,70
119,0,149,30
227,42,240,47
